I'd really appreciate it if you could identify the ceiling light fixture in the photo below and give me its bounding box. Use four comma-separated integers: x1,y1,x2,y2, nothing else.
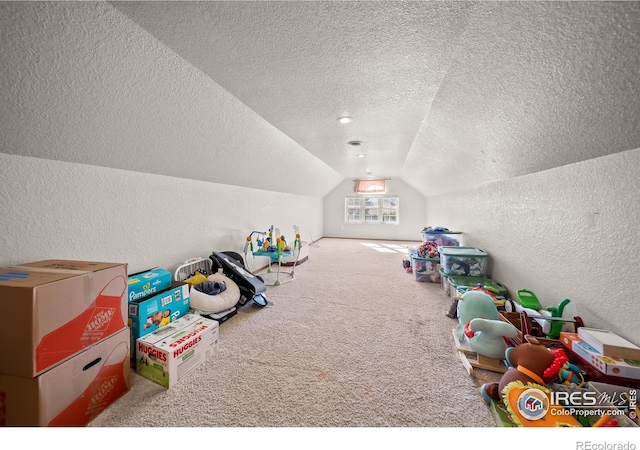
337,116,353,124
347,140,363,147
357,153,365,158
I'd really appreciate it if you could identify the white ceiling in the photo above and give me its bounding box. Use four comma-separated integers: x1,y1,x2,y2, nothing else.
109,1,640,197
3,2,639,198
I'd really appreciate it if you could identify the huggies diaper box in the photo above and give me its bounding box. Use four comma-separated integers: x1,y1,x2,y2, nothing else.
0,260,128,377
0,327,131,426
136,313,219,388
128,281,191,358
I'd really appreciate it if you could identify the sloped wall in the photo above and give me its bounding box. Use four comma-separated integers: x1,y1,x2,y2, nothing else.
0,153,321,274
0,1,327,273
0,2,342,198
403,1,640,197
425,148,640,345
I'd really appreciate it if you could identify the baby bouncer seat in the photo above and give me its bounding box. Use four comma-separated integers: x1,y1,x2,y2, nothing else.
209,251,270,307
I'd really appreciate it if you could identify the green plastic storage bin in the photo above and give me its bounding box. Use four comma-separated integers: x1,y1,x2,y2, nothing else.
439,246,488,276
410,254,441,283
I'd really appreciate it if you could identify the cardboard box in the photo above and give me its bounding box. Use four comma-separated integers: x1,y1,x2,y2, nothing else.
0,260,128,377
128,282,191,358
136,314,219,388
560,332,640,385
0,328,130,426
127,267,173,302
577,327,640,361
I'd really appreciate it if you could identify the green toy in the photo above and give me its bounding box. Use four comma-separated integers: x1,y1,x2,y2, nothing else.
516,289,542,310
546,298,571,339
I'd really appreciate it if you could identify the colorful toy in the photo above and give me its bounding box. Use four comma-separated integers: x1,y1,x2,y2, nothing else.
456,290,518,360
480,335,582,427
245,225,302,286
245,230,267,254
416,241,439,258
517,289,542,310
545,298,571,339
453,291,518,375
557,360,585,387
480,335,556,403
293,226,302,251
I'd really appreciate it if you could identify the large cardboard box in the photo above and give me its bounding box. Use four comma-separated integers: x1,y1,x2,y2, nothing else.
0,259,128,377
0,328,130,426
136,314,219,388
128,282,191,358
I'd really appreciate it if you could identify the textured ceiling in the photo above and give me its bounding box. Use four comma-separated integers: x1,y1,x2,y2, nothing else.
111,1,640,196
3,2,640,197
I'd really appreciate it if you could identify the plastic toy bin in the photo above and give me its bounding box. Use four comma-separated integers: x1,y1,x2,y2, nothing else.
410,255,440,283
447,275,507,301
439,267,451,295
439,246,488,277
422,231,461,247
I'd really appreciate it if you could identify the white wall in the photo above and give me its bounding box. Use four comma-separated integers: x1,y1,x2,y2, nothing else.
0,2,327,274
425,148,640,344
323,178,425,241
0,153,322,275
0,2,342,198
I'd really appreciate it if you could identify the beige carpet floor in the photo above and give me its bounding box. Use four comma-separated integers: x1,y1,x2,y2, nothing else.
89,237,502,427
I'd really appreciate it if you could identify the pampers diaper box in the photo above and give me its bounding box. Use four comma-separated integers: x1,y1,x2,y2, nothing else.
128,281,191,358
136,313,219,388
127,267,172,302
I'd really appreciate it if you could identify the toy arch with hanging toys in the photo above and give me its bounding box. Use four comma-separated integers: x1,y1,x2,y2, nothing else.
244,225,302,286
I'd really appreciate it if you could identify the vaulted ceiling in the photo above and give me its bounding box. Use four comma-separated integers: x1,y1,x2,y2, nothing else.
110,1,640,197
2,2,639,198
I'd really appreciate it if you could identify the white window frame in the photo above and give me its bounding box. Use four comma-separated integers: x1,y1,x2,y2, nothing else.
345,195,399,224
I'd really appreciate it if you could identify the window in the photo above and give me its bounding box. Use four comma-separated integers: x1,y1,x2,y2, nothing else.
354,179,386,194
345,195,399,224
382,197,398,223
346,197,362,222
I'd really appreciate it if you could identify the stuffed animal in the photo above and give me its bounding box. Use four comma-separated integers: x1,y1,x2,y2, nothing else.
480,335,582,427
456,290,518,359
480,335,557,403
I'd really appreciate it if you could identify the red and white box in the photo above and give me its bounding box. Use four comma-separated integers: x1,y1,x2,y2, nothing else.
0,327,131,426
0,259,128,377
560,332,640,386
